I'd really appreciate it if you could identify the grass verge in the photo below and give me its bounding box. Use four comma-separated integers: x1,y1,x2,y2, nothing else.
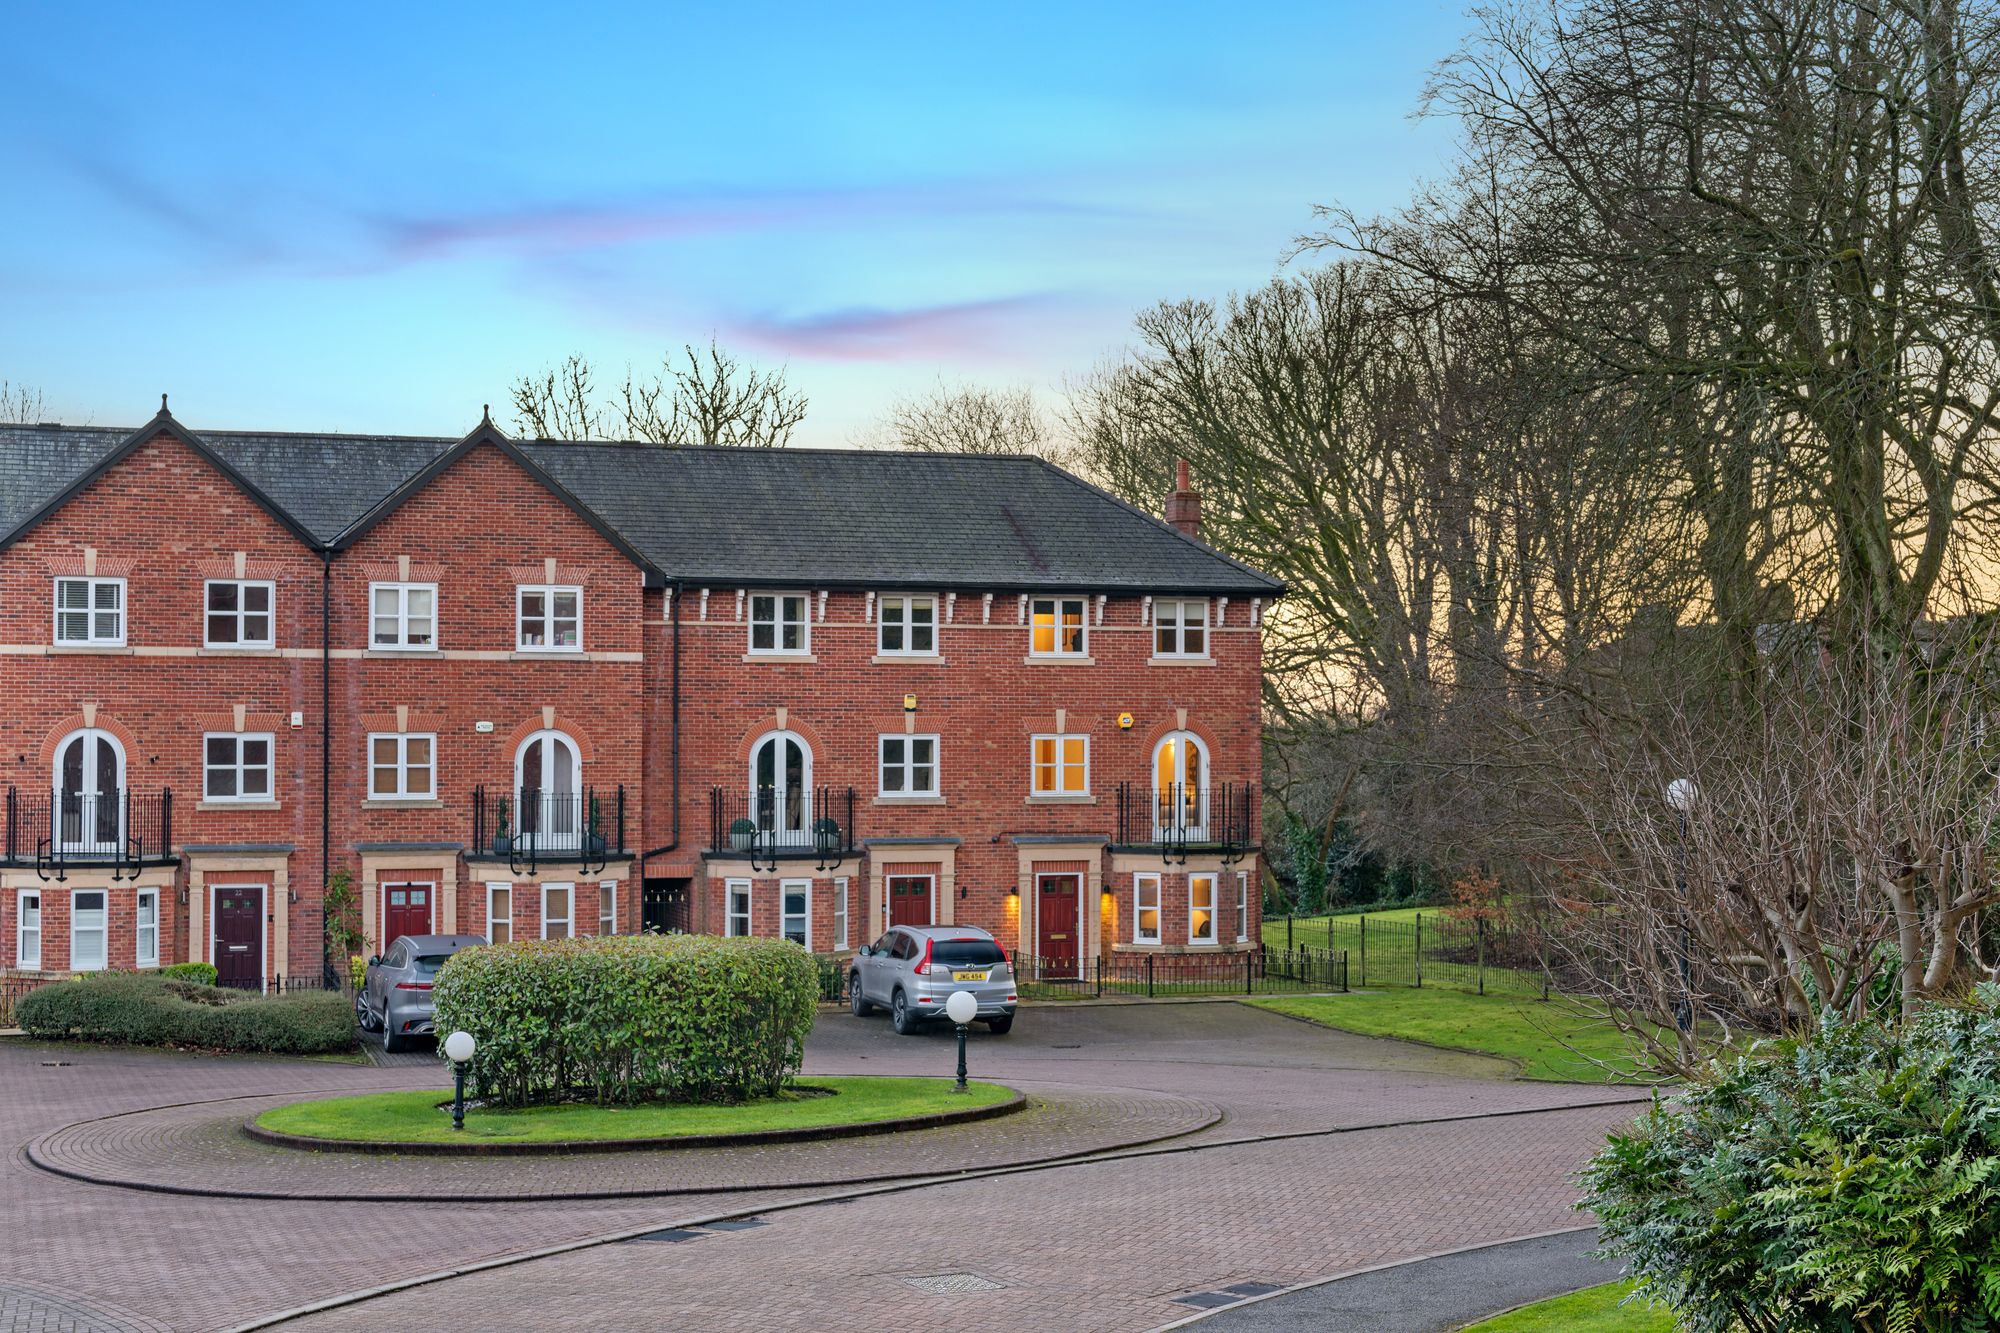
1247,988,1657,1082
1461,1281,1672,1331
255,1076,1014,1145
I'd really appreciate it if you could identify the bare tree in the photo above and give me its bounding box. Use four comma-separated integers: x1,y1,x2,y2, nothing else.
511,341,806,447
867,381,1069,464
0,380,47,424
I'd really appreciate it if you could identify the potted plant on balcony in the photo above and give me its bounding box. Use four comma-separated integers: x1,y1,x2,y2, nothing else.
813,815,842,853
491,797,511,857
584,792,607,857
729,817,757,852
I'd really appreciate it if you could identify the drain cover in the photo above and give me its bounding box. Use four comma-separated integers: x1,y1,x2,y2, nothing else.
897,1273,1007,1295
705,1218,768,1231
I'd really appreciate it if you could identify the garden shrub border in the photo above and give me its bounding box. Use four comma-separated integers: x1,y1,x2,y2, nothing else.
14,972,356,1054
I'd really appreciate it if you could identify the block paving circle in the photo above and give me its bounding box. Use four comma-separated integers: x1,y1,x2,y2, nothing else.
28,1084,1220,1203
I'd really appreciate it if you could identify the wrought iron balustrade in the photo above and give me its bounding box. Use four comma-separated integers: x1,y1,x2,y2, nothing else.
3,787,174,880
708,785,856,871
1113,781,1256,865
471,784,625,874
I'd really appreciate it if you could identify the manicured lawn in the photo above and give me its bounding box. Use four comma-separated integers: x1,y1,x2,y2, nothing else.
1248,988,1659,1082
256,1076,1015,1145
1462,1281,1673,1331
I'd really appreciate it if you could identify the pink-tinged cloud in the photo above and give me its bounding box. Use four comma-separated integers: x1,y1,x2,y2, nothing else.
724,294,1071,362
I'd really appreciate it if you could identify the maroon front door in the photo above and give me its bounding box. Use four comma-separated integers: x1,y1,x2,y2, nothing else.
213,886,264,990
1037,874,1081,977
382,882,432,946
888,876,932,927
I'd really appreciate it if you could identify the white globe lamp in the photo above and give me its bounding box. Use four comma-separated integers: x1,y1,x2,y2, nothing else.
945,989,979,1093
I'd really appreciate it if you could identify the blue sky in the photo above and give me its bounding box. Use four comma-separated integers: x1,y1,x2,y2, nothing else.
0,3,1465,446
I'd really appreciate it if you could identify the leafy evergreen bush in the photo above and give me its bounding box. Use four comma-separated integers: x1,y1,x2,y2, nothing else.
1582,986,2000,1332
17,973,354,1053
431,934,819,1108
159,961,218,986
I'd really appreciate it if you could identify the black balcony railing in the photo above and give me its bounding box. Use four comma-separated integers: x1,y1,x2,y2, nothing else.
1114,781,1256,865
4,787,174,880
471,784,625,875
708,785,856,871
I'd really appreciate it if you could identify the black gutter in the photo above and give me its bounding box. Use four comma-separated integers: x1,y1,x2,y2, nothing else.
639,578,683,874
319,549,333,984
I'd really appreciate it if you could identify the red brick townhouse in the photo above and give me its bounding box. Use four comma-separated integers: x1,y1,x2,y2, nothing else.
0,402,1280,989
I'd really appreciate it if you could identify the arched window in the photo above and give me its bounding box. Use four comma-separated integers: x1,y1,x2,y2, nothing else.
1152,731,1209,839
516,730,581,849
54,728,124,853
751,730,812,846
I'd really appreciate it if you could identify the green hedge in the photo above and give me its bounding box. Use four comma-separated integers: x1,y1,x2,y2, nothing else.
16,973,356,1054
159,961,218,986
432,934,819,1107
1583,984,2000,1331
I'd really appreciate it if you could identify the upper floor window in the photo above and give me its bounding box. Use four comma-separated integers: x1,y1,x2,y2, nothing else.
879,734,940,797
1030,596,1087,657
752,730,812,837
54,577,125,646
1031,734,1089,795
205,580,274,648
1154,731,1209,838
517,585,581,652
1154,598,1209,658
878,595,936,655
749,592,809,655
204,733,274,802
369,733,436,800
370,582,436,650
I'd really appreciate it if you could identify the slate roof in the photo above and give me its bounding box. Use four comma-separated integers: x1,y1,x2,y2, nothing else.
0,418,1282,596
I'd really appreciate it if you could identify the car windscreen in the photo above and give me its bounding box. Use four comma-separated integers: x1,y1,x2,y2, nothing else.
412,954,455,976
931,940,1005,967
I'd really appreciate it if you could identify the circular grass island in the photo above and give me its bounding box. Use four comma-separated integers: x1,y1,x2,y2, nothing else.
248,1076,1023,1155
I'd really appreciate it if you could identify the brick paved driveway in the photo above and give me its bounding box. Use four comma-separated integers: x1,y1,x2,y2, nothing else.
0,1001,1647,1332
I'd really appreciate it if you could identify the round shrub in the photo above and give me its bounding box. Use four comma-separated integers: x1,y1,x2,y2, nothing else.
1582,984,2000,1332
432,934,819,1108
159,961,219,986
16,973,355,1054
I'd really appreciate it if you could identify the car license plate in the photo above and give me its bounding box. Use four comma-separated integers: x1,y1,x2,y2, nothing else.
952,969,990,982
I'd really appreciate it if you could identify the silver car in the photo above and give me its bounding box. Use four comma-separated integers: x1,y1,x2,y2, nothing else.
850,924,1017,1035
355,934,485,1052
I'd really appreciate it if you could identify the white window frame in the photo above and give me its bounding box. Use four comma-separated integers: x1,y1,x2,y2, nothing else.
369,581,438,650
486,881,512,945
878,734,940,797
748,592,810,655
877,594,937,656
70,889,108,972
598,881,617,936
204,579,275,649
1189,873,1219,946
53,576,126,646
136,887,160,968
1029,595,1088,658
203,732,274,802
780,877,811,950
16,890,41,969
516,584,583,653
1236,871,1250,942
1030,733,1089,795
542,882,573,940
1134,873,1161,945
368,733,437,800
1154,597,1210,658
834,876,850,950
725,878,752,937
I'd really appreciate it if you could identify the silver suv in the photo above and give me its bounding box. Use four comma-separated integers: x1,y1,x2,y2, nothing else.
355,934,485,1053
850,924,1017,1035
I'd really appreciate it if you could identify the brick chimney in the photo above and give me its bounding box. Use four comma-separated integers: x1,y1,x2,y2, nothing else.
1164,457,1202,539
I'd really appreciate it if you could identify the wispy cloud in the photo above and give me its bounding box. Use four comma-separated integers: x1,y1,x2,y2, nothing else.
725,293,1072,362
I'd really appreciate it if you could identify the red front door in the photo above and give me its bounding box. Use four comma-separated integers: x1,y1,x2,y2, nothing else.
213,887,264,990
383,882,432,946
888,876,932,927
1037,874,1081,977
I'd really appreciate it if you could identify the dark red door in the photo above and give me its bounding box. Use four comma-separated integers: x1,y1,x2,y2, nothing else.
888,876,932,927
213,887,264,990
1037,874,1081,977
383,882,432,946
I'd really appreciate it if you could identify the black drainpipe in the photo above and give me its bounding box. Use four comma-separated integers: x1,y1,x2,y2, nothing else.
639,577,683,877
319,549,333,984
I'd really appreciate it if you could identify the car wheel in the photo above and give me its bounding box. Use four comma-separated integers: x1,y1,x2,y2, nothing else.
850,975,872,1016
985,1016,1014,1035
353,994,374,1032
382,1019,407,1054
890,989,919,1036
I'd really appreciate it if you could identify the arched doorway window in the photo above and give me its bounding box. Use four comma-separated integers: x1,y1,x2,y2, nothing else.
1152,732,1209,840
516,730,581,849
751,730,812,847
54,728,124,853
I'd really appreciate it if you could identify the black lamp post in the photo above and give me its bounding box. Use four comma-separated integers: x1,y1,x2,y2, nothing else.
1665,779,1697,1041
444,1029,477,1130
945,990,977,1093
